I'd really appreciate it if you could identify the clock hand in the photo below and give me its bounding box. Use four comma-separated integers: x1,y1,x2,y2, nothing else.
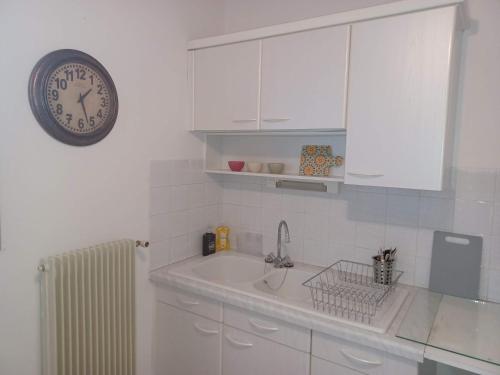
81,88,92,101
78,93,90,124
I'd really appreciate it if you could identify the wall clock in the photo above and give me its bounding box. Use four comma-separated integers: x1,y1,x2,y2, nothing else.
29,49,118,146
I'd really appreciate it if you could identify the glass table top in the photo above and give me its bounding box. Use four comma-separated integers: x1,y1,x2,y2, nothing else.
397,289,500,366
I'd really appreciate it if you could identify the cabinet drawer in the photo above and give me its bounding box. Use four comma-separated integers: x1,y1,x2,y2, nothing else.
313,332,385,375
312,356,365,375
223,326,310,375
312,332,418,375
155,286,222,322
224,304,310,352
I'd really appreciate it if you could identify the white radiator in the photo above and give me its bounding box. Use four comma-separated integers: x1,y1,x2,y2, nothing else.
40,239,135,375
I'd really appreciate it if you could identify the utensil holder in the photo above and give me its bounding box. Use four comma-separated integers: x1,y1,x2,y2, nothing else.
373,256,394,285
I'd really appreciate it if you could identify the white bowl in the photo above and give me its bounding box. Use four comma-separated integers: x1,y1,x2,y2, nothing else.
247,162,262,173
267,162,285,174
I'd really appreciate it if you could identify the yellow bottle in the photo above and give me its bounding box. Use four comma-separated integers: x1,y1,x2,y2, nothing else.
215,225,230,251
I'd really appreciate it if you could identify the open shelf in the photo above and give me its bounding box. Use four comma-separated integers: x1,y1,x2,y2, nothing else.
205,133,346,184
205,168,345,183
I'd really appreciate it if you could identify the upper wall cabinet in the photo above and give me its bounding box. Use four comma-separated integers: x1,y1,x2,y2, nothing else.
193,40,260,131
260,26,349,130
344,6,459,190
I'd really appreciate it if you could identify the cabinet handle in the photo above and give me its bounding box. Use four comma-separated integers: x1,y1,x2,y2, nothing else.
176,296,200,307
340,349,383,366
232,119,257,123
193,323,219,336
224,333,254,348
248,318,279,333
347,172,384,178
261,118,291,122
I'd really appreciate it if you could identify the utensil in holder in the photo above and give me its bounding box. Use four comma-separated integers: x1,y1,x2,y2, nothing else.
373,255,394,285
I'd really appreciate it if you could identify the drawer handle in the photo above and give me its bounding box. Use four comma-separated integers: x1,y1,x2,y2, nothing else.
340,349,383,367
193,323,219,336
347,172,384,178
224,333,254,348
232,119,257,123
261,118,291,122
176,296,200,307
248,318,279,333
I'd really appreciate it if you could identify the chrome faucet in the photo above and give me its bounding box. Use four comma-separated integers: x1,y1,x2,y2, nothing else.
265,220,294,268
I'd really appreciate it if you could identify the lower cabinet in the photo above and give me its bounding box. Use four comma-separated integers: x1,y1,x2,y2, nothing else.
155,302,222,375
222,326,310,375
154,288,419,375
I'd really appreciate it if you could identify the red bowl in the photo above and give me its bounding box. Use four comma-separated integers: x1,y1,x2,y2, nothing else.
228,161,245,172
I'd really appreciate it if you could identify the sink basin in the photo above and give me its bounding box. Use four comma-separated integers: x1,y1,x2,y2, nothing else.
253,269,314,303
192,254,267,284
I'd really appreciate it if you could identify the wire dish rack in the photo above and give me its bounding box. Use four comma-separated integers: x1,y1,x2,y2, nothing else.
302,260,403,324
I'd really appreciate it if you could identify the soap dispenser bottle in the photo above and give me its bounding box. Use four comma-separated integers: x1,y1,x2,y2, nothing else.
202,228,216,256
215,225,230,251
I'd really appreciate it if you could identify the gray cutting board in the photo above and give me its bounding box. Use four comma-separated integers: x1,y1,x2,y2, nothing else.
429,231,482,300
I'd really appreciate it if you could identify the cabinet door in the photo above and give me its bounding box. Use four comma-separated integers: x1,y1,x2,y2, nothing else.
344,7,457,190
260,26,349,130
312,356,365,375
154,302,221,375
222,326,309,375
193,41,260,131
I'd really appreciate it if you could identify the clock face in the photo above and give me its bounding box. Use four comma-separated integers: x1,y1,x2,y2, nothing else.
29,49,118,146
46,63,111,135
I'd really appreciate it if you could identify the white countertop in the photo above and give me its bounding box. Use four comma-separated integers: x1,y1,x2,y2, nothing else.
150,252,425,362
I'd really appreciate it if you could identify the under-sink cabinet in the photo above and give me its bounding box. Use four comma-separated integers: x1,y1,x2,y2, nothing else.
154,286,418,375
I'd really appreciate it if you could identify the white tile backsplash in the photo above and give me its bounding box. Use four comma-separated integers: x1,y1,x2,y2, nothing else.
350,191,387,223
419,197,455,231
385,225,418,255
416,228,434,258
240,183,262,207
150,186,171,215
149,159,222,270
490,204,500,236
355,222,385,250
455,168,496,202
171,185,190,211
149,163,500,302
328,215,356,246
386,194,420,227
487,269,500,302
453,199,493,236
415,256,431,288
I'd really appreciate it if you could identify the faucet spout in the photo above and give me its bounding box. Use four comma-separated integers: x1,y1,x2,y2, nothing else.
276,220,293,268
265,220,294,268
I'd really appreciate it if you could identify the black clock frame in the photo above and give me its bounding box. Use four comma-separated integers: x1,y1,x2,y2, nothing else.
28,49,119,146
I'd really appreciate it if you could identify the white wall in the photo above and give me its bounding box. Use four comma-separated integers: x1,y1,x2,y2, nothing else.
223,0,396,33
0,1,223,374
